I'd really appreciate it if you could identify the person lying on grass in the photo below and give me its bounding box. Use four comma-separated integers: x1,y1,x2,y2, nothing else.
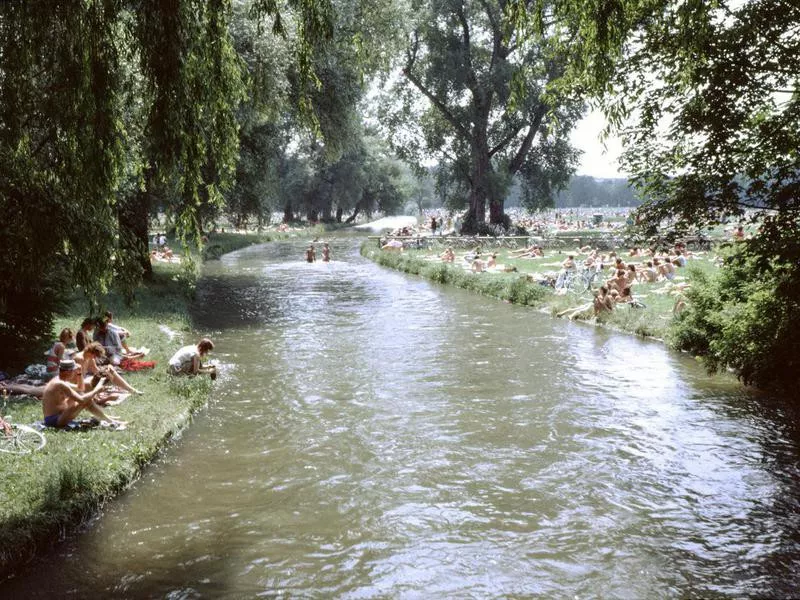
41,359,126,429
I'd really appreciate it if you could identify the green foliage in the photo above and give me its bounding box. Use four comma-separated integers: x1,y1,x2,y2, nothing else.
506,276,547,306
0,1,124,368
668,249,800,391
0,261,211,575
362,243,550,307
381,0,584,230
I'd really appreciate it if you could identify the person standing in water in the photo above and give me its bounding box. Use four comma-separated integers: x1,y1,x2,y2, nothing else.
321,243,331,262
305,245,316,263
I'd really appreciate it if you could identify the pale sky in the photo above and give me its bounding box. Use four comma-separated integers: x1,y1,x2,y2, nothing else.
570,110,626,179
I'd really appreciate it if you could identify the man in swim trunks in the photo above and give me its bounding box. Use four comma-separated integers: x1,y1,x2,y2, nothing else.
41,359,122,428
306,245,316,263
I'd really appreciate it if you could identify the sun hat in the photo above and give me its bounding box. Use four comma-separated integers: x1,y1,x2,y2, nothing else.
59,359,78,371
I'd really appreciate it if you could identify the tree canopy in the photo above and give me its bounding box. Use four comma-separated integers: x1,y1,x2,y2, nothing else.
380,0,585,233
510,0,800,389
0,0,329,367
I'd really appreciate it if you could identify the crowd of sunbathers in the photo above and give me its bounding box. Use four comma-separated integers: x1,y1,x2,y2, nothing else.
554,243,695,320
1,310,217,431
431,246,518,273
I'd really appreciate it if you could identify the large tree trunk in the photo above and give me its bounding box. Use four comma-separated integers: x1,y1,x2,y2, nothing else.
283,199,294,223
344,206,360,224
462,137,491,234
118,181,153,280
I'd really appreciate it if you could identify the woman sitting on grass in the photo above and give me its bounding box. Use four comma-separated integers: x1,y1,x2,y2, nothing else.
45,328,75,381
75,342,143,401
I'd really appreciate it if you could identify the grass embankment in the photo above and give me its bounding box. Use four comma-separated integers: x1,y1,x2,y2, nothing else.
0,233,268,578
361,242,720,340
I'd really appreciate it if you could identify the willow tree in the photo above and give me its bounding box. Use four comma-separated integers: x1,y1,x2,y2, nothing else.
381,0,583,233
0,0,330,368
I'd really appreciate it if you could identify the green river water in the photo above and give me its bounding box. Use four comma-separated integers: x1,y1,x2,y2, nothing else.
6,237,800,598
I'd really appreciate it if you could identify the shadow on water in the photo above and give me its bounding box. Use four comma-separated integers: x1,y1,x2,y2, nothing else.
5,236,800,598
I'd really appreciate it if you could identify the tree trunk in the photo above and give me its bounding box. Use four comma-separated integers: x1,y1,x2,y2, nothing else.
118,183,153,280
283,199,294,223
336,206,343,223
345,206,361,224
462,140,490,234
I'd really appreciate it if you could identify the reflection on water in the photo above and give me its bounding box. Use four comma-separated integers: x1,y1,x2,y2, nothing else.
6,238,800,598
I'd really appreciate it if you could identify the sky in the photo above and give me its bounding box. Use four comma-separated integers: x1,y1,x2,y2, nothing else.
570,110,626,180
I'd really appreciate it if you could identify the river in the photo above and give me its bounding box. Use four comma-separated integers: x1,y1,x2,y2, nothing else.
6,237,800,598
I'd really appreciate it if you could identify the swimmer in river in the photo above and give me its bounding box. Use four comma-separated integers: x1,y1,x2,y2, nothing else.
306,245,316,263
322,243,331,262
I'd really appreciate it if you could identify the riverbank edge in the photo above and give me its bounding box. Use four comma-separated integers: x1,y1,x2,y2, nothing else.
0,233,276,579
359,243,672,343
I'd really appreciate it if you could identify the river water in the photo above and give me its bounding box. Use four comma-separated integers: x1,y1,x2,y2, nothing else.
7,238,800,598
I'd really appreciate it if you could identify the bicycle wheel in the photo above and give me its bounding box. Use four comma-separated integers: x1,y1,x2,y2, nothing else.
567,273,588,294
0,424,47,454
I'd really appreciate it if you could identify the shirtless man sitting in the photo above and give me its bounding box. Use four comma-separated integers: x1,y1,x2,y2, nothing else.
439,247,455,263
41,359,124,429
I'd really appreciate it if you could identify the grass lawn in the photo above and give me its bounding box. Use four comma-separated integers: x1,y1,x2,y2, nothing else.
363,241,722,341
0,228,295,577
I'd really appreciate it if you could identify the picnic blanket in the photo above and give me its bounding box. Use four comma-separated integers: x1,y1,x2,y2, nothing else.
32,418,126,431
119,357,156,371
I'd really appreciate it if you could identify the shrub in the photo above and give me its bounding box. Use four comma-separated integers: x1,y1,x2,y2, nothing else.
506,276,548,306
667,247,800,391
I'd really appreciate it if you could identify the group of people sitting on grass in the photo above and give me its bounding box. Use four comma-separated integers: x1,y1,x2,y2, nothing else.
2,321,217,430
554,243,695,320
555,243,693,290
433,246,518,273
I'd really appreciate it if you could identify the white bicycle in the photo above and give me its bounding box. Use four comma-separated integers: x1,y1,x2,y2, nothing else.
0,414,46,454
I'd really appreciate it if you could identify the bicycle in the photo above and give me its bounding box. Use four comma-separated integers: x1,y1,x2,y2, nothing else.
0,391,47,455
560,267,599,295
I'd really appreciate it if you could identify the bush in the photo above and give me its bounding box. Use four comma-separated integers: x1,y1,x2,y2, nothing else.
506,276,548,306
667,247,800,391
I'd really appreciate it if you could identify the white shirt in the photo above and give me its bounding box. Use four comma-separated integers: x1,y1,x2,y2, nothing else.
169,345,198,370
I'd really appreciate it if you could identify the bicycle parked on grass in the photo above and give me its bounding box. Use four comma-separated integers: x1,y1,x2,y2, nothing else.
558,267,601,295
0,391,46,455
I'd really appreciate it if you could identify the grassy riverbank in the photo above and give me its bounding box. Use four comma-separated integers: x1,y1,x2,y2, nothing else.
0,233,273,578
361,242,719,341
